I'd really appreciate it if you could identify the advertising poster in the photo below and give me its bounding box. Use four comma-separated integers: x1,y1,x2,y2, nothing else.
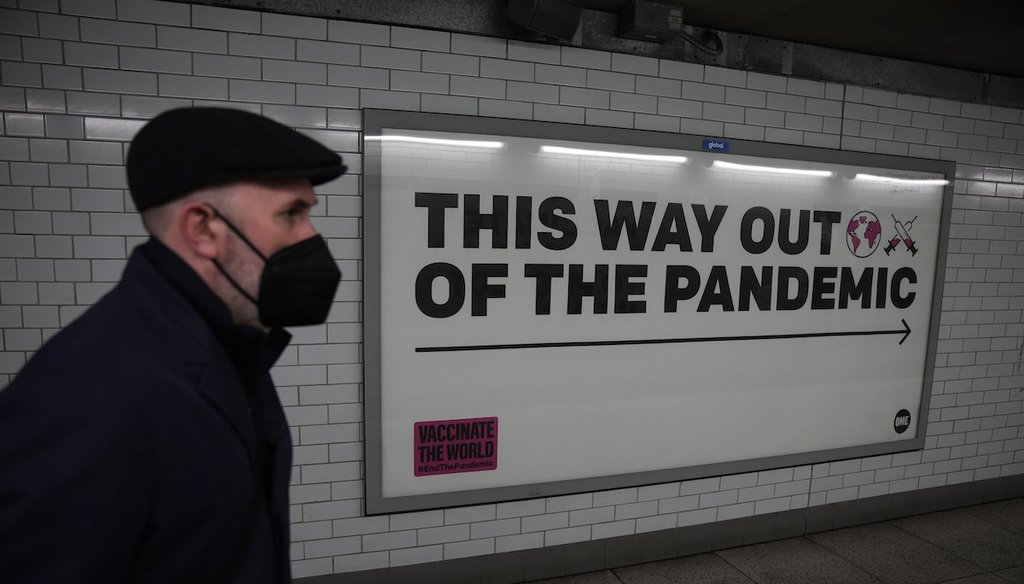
363,111,952,513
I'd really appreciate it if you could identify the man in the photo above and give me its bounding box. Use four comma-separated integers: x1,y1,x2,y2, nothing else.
0,107,346,582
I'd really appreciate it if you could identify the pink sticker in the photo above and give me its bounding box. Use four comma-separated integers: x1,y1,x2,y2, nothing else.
414,417,498,477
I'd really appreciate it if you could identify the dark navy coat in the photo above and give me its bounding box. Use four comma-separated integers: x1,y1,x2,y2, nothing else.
0,243,293,583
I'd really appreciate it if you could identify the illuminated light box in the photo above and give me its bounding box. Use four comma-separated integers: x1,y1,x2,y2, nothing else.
362,110,953,514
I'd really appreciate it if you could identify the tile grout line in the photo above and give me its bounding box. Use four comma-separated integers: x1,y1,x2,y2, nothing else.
886,511,997,578
606,567,627,584
712,546,773,584
800,533,887,584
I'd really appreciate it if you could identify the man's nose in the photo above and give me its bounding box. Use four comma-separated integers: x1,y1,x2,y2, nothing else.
300,217,319,240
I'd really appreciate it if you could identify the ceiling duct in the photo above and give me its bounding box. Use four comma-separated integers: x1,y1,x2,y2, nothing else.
506,0,584,42
618,0,723,55
618,0,683,43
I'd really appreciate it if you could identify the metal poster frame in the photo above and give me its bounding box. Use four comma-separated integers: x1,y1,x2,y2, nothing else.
362,109,954,514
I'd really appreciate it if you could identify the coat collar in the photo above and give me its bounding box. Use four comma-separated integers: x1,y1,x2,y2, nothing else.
138,237,290,381
121,239,291,458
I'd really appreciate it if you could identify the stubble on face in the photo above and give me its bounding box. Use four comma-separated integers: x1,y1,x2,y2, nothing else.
218,229,265,330
196,186,266,330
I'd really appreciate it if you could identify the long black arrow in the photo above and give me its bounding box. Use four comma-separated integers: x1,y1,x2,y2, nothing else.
415,319,912,353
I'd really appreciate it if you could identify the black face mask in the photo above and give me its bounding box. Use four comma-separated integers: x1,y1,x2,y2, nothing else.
210,208,341,327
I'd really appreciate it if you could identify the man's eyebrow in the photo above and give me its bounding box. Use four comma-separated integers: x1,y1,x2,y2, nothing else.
286,198,316,209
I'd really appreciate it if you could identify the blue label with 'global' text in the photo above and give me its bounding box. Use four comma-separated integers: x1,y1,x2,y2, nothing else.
702,139,729,152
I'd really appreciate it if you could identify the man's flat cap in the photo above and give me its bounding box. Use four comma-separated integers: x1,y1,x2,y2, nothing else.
127,107,347,211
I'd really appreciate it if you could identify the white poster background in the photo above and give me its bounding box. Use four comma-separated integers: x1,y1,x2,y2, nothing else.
375,129,944,499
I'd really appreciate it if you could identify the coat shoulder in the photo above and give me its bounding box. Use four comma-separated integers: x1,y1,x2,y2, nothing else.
1,256,215,412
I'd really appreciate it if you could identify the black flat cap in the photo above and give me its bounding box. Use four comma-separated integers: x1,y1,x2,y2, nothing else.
127,107,347,211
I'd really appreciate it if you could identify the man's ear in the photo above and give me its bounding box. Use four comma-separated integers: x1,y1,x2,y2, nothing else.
177,202,223,260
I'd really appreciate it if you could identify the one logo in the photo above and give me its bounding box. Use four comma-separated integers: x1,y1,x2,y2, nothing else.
894,409,912,434
702,139,729,152
884,214,918,256
846,210,882,258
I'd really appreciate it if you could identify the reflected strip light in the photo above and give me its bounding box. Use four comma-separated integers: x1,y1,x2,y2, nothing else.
854,173,949,186
711,160,834,177
541,145,688,163
364,135,504,148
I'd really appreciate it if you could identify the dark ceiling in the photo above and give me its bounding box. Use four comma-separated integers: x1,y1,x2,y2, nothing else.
579,0,1024,78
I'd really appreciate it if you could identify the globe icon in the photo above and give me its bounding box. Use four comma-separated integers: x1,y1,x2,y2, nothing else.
846,210,882,257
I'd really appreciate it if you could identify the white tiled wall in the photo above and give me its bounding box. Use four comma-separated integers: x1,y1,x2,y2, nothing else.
1,0,1022,579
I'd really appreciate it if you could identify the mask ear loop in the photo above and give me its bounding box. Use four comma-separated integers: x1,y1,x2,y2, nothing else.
207,205,265,307
207,206,270,261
